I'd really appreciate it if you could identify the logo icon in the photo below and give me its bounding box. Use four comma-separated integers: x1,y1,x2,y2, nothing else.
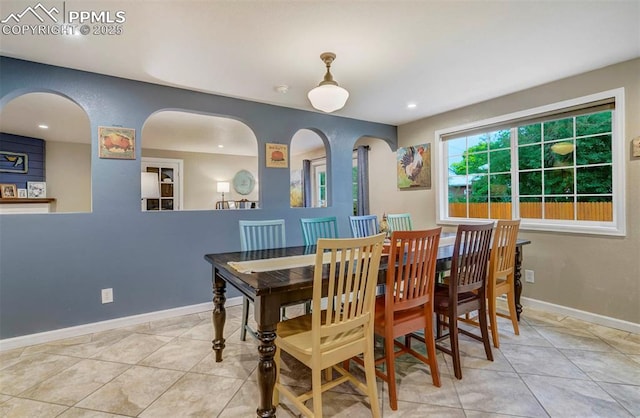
1,2,60,24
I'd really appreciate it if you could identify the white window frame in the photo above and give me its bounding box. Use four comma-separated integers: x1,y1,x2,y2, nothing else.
311,159,327,208
435,88,626,236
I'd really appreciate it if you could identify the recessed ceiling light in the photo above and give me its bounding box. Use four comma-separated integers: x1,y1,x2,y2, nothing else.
218,144,224,148
38,124,49,129
407,103,417,109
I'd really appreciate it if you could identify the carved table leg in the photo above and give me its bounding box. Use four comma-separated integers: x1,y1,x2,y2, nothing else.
256,325,277,418
514,246,523,321
212,270,226,362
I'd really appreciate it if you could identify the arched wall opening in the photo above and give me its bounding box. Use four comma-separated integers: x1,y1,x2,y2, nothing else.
0,91,92,213
141,110,259,211
289,128,329,208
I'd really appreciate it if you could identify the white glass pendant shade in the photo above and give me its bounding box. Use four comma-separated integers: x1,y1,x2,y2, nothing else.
308,84,349,113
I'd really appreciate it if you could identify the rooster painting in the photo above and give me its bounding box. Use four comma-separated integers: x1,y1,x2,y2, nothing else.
397,144,431,189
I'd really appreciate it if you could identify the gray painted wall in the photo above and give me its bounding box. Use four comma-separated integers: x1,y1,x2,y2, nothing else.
0,57,397,339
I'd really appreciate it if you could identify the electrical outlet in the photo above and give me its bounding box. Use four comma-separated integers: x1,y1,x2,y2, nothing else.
101,288,113,304
525,270,535,283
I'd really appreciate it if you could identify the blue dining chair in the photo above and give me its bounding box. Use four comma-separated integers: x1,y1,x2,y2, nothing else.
300,216,339,245
238,219,286,341
387,213,413,232
349,215,379,238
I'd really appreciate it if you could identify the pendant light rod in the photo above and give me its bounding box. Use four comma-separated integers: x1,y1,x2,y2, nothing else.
318,52,338,86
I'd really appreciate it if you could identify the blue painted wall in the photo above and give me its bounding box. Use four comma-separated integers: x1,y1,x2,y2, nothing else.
0,57,397,339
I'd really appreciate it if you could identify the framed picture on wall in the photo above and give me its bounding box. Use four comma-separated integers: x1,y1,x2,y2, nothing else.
266,143,288,168
397,143,431,189
0,183,17,198
17,188,27,198
27,181,46,198
0,151,28,173
98,126,135,159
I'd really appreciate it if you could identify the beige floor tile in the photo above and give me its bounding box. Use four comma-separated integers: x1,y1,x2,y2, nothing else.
192,341,259,379
91,333,172,364
522,374,633,417
0,397,68,418
57,407,132,417
139,372,243,417
2,304,637,418
382,401,466,417
454,368,548,417
125,313,204,337
20,359,129,405
76,365,183,416
499,344,589,379
139,337,211,371
44,329,133,358
387,360,460,409
536,326,614,352
561,349,640,385
598,382,640,416
0,353,81,396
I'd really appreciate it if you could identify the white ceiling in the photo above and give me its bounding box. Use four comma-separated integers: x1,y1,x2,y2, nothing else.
0,1,639,143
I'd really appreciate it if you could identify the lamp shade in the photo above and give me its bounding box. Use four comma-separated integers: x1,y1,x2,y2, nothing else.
141,172,160,199
308,84,350,113
217,181,230,193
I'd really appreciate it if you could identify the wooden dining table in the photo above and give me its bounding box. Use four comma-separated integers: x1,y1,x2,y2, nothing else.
204,238,530,418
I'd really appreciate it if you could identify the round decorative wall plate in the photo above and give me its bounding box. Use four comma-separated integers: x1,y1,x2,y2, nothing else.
232,169,255,195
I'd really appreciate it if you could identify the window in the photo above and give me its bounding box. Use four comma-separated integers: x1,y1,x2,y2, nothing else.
436,89,625,236
312,161,327,207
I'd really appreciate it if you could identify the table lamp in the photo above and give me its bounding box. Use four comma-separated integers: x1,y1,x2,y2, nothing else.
217,181,230,206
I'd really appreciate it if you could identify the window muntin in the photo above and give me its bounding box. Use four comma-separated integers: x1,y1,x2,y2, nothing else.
437,89,624,236
517,111,613,222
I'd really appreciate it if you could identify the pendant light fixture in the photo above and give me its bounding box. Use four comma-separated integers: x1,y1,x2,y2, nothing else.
307,52,349,113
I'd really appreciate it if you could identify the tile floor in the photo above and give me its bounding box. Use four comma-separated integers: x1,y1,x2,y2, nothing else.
1,302,639,417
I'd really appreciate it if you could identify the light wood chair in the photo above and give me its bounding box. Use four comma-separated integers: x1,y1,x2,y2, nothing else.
349,215,378,238
434,223,494,379
351,229,442,410
487,219,521,347
461,219,521,348
300,216,339,245
386,213,413,232
274,233,385,418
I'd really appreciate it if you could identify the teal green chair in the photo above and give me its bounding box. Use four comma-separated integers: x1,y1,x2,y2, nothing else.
300,216,339,245
387,213,413,232
349,215,379,238
238,219,286,341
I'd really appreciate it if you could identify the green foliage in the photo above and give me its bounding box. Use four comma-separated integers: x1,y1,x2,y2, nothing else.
448,111,613,205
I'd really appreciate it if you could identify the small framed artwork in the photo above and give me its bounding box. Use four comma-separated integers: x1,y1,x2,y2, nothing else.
632,136,640,158
99,126,135,159
0,151,28,173
266,143,288,168
17,188,27,198
397,143,431,189
27,181,46,198
0,183,17,198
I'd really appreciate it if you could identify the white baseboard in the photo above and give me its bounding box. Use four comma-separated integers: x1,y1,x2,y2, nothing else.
0,296,244,352
521,297,640,334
